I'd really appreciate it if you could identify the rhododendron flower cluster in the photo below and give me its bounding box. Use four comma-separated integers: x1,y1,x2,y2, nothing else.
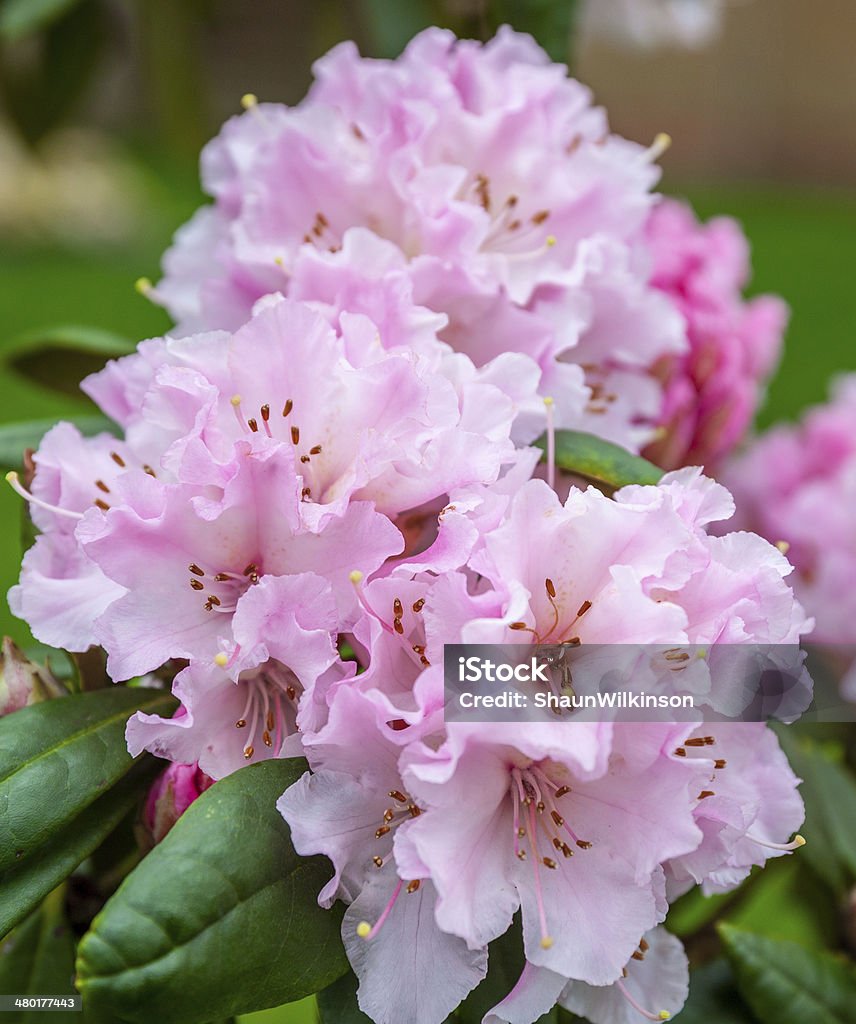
724,375,856,697
7,26,810,1024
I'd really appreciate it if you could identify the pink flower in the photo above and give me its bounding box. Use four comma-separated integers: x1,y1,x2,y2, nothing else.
723,375,856,647
278,685,487,1024
144,761,214,843
153,27,685,451
643,199,788,470
0,638,63,716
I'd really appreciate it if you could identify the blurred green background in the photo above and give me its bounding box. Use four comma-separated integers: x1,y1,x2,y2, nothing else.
1,1,855,1021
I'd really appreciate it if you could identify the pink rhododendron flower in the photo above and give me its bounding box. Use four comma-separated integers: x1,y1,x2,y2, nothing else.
144,761,214,843
643,199,787,470
152,27,686,451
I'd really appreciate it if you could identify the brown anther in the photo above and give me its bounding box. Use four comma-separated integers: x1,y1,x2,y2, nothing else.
317,212,329,229
640,938,650,952
266,710,275,731
631,951,645,962
542,857,557,869
576,840,592,850
110,451,126,467
373,856,383,867
412,598,425,613
510,622,529,630
207,594,221,607
561,842,573,858
309,445,322,455
507,195,519,208
282,399,293,417
190,579,204,591
244,745,254,759
519,828,527,839
247,418,259,433
566,636,581,646
577,600,592,618
375,826,390,839
554,785,571,798
243,563,258,577
685,736,715,747
420,656,430,667
536,801,546,813
408,805,421,818
517,850,527,861
393,618,404,635
291,426,300,445
300,455,311,463
213,573,229,582
545,578,557,598
261,404,270,422
407,880,421,894
412,644,425,655
697,790,715,800
96,479,110,493
235,719,246,728
665,651,689,662
262,730,273,747
383,808,395,823
393,598,403,617
622,967,628,978
674,747,687,757
302,487,311,499
714,759,727,770
143,465,156,477
286,685,297,701
189,563,205,576
95,499,110,510
352,123,365,140
551,810,564,828
531,210,550,225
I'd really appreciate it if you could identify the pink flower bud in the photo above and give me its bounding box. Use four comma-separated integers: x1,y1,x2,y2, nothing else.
144,762,214,844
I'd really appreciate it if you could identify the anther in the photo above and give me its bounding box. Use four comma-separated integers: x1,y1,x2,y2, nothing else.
393,598,403,617
545,578,556,599
189,563,204,576
393,618,404,635
576,840,592,850
282,399,293,417
260,404,270,421
110,451,126,467
95,480,110,493
412,598,425,613
291,426,300,445
383,808,395,823
373,856,383,867
551,811,564,827
309,445,322,455
577,600,592,617
375,826,390,839
406,880,421,894
554,786,571,798
243,745,254,759
95,499,110,511
697,791,715,800
247,418,258,432
542,857,557,869
190,579,204,591
389,790,407,803
714,759,727,769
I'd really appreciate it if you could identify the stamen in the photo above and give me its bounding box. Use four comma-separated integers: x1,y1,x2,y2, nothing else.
746,832,806,852
282,399,293,417
616,977,670,1021
110,452,126,467
543,396,556,491
6,472,83,520
357,879,403,941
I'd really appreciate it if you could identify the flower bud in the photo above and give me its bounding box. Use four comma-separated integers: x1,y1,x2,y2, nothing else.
144,762,214,844
0,638,63,716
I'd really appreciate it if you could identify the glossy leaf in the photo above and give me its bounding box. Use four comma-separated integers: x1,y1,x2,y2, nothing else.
720,924,856,1024
2,324,134,396
678,960,756,1024
0,888,77,1022
0,758,160,939
775,728,856,892
456,918,532,1024
485,0,578,61
535,429,663,490
0,687,176,875
317,970,374,1024
76,759,349,1023
0,415,116,469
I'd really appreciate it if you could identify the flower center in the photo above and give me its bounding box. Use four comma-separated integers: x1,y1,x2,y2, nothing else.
233,662,301,760
187,560,260,613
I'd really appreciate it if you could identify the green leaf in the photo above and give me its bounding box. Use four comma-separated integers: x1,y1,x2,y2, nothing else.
485,0,578,61
0,757,160,939
678,960,756,1024
0,415,117,469
0,687,176,875
456,917,528,1024
720,924,856,1024
317,970,374,1024
0,1,109,145
534,429,663,490
76,759,349,1023
2,324,134,396
775,727,856,892
0,0,82,40
0,888,77,1022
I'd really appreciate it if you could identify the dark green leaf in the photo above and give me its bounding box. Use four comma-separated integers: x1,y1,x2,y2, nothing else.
0,888,78,1022
0,687,176,874
0,758,160,939
679,960,757,1024
0,415,117,469
484,0,578,61
534,429,663,490
0,1,109,145
456,917,526,1024
720,924,856,1024
0,0,82,40
317,969,374,1024
775,728,856,892
76,759,349,1023
2,324,134,395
